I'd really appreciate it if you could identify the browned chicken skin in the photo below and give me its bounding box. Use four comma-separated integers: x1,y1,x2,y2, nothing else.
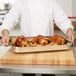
9,35,66,47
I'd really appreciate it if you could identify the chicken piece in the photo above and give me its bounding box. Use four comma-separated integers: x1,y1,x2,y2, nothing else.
29,35,49,46
49,35,65,45
54,35,65,45
38,38,48,46
34,35,49,46
15,36,29,47
36,38,49,46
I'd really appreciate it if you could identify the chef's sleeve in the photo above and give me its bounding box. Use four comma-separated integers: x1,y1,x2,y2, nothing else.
53,0,74,34
0,0,22,33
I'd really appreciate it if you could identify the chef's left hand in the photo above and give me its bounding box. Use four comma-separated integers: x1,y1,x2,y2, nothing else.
67,28,75,43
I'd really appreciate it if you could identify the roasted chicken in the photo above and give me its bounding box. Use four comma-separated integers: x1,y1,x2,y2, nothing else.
9,35,66,47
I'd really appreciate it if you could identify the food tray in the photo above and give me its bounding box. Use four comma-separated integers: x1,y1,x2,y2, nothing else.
11,42,72,53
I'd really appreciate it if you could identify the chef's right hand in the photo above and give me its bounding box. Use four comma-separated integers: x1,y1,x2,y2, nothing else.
1,29,10,47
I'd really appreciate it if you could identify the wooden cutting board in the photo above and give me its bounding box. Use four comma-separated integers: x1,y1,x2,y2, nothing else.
0,48,75,65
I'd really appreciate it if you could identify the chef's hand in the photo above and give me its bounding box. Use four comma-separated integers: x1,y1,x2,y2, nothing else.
1,29,10,47
67,28,75,43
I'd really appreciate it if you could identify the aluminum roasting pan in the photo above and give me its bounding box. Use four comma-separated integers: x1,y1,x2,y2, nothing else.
11,41,72,53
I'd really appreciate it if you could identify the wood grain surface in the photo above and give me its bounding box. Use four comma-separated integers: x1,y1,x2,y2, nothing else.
0,48,75,65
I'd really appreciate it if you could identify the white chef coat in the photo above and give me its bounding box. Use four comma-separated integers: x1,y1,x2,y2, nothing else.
1,0,73,37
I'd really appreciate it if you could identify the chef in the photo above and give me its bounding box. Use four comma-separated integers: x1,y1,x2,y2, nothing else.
1,0,74,46
0,0,75,76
